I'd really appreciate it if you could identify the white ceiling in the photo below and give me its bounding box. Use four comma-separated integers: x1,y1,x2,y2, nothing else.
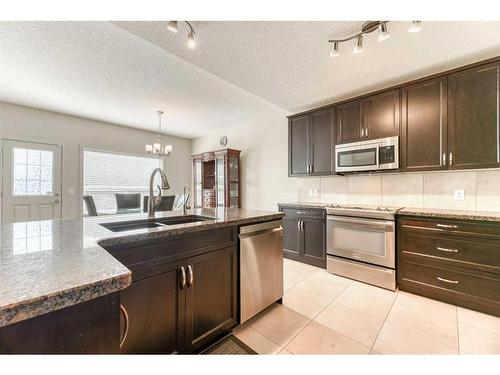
2,21,500,139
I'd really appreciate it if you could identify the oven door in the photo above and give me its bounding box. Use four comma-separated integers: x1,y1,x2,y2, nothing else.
327,215,395,268
335,144,380,173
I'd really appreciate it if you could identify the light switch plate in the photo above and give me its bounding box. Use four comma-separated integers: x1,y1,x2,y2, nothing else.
454,189,465,201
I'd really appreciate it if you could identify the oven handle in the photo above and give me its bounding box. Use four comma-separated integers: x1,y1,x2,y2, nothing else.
327,215,394,230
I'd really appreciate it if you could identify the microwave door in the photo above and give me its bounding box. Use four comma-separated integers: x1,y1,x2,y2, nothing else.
336,146,379,172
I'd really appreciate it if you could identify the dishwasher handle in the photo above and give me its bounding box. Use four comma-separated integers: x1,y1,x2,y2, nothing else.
239,220,283,235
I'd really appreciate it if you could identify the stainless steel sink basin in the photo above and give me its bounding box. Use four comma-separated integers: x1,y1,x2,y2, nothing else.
100,215,213,233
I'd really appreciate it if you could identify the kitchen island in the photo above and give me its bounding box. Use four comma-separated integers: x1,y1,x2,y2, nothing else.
0,208,283,354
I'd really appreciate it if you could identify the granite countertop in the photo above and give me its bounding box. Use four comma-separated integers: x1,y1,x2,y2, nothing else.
396,207,500,222
0,208,283,328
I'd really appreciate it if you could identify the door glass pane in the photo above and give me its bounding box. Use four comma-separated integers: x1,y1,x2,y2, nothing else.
12,147,53,196
332,221,386,257
338,148,377,167
216,157,225,207
194,160,202,207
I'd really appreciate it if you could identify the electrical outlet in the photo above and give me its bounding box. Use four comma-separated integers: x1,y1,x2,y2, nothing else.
308,189,314,197
454,189,465,201
313,188,319,197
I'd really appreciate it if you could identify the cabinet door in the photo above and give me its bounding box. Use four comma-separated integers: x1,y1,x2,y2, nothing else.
402,78,448,171
283,217,300,256
289,115,309,175
184,246,237,352
364,89,400,140
302,219,326,268
310,108,334,174
448,63,500,169
120,264,184,354
193,158,203,208
337,100,362,144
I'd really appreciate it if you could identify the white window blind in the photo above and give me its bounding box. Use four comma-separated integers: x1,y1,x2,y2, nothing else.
83,150,161,214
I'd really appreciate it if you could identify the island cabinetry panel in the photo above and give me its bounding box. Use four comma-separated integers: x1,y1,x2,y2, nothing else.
397,216,500,317
109,226,238,354
288,109,334,176
448,62,500,170
401,77,448,171
279,206,326,268
0,293,120,354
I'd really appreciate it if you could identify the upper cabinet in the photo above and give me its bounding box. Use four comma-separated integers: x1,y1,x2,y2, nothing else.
337,89,400,144
288,108,334,176
448,62,500,169
401,77,448,171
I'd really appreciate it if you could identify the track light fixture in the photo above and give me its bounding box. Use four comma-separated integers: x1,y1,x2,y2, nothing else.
167,21,196,49
328,21,422,57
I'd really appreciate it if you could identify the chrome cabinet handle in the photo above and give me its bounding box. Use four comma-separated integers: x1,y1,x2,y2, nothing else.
300,221,304,231
449,152,453,166
436,223,458,229
437,276,459,284
442,153,446,166
361,128,365,138
179,267,186,289
297,221,301,231
437,246,459,253
310,164,313,173
365,127,369,138
187,265,194,287
119,304,129,348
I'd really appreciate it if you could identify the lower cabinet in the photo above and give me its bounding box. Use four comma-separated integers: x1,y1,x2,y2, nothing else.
119,245,238,354
279,206,326,268
397,216,500,317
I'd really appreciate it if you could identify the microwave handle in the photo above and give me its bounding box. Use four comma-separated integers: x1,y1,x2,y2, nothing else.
376,144,380,169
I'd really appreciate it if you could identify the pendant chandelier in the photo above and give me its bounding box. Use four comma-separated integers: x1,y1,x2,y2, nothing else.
146,110,173,157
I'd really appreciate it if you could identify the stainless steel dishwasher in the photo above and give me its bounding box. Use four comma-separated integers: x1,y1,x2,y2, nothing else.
239,219,284,323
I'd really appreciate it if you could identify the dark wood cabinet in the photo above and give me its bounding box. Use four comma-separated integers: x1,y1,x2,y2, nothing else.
107,226,238,354
184,247,237,352
402,77,448,171
397,216,500,317
336,89,399,144
288,109,334,176
448,62,500,169
279,206,326,268
337,101,362,144
120,262,184,354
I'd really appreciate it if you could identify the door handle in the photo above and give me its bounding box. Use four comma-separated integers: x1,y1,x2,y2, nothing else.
187,265,194,287
53,199,60,204
297,221,301,231
365,127,369,138
179,267,186,289
442,153,446,166
300,221,304,231
449,152,453,166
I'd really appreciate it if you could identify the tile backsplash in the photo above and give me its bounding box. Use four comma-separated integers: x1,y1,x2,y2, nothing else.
296,169,500,212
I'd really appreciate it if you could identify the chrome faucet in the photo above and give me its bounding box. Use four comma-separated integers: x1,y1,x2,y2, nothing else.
148,168,170,218
182,184,190,215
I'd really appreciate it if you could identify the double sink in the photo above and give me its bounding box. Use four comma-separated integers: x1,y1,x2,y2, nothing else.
100,215,214,233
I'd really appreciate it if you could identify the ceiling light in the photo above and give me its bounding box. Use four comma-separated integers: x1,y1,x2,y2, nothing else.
353,36,364,54
329,41,340,57
167,21,178,33
187,31,196,49
408,21,422,33
378,23,390,42
146,111,172,158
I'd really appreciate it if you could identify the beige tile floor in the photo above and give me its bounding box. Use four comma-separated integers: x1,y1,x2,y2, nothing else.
233,259,500,355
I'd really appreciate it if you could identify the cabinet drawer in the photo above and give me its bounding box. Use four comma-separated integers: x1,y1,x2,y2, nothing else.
399,217,500,239
203,190,215,197
282,207,325,219
401,232,500,272
401,260,500,303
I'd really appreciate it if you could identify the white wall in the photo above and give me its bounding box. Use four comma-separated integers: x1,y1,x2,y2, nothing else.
0,102,192,219
296,170,500,212
192,104,296,211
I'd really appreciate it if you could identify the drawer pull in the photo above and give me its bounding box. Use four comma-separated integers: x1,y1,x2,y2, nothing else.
436,224,458,229
436,246,459,253
296,211,307,215
437,276,459,284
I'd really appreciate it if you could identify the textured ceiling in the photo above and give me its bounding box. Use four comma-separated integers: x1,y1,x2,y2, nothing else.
114,21,500,112
0,21,287,139
2,21,500,139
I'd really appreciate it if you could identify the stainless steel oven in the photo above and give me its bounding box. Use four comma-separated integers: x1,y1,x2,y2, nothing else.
326,205,398,290
335,136,399,173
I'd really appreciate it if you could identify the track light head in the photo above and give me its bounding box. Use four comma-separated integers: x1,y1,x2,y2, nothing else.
167,21,178,33
353,36,364,54
378,23,390,42
408,21,422,33
187,31,196,49
330,41,340,57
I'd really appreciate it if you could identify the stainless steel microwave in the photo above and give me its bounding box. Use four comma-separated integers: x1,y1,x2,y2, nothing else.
335,136,399,173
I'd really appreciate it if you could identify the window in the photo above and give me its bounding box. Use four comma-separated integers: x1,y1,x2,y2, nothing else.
83,150,161,215
13,147,53,196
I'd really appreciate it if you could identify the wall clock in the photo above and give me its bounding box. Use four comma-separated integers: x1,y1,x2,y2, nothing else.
220,136,228,147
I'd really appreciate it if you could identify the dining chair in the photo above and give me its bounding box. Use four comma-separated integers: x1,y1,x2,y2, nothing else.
83,195,98,217
115,193,141,210
143,195,175,213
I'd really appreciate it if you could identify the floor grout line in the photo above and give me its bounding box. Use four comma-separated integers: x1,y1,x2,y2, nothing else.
368,288,399,353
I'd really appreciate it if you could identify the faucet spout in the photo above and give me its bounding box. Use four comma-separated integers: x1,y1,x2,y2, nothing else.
148,167,170,218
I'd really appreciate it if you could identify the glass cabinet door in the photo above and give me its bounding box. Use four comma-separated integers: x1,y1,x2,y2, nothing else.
193,159,202,208
228,155,239,207
215,156,225,207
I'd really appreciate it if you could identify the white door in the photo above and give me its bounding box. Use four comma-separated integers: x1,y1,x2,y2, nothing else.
2,140,62,224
